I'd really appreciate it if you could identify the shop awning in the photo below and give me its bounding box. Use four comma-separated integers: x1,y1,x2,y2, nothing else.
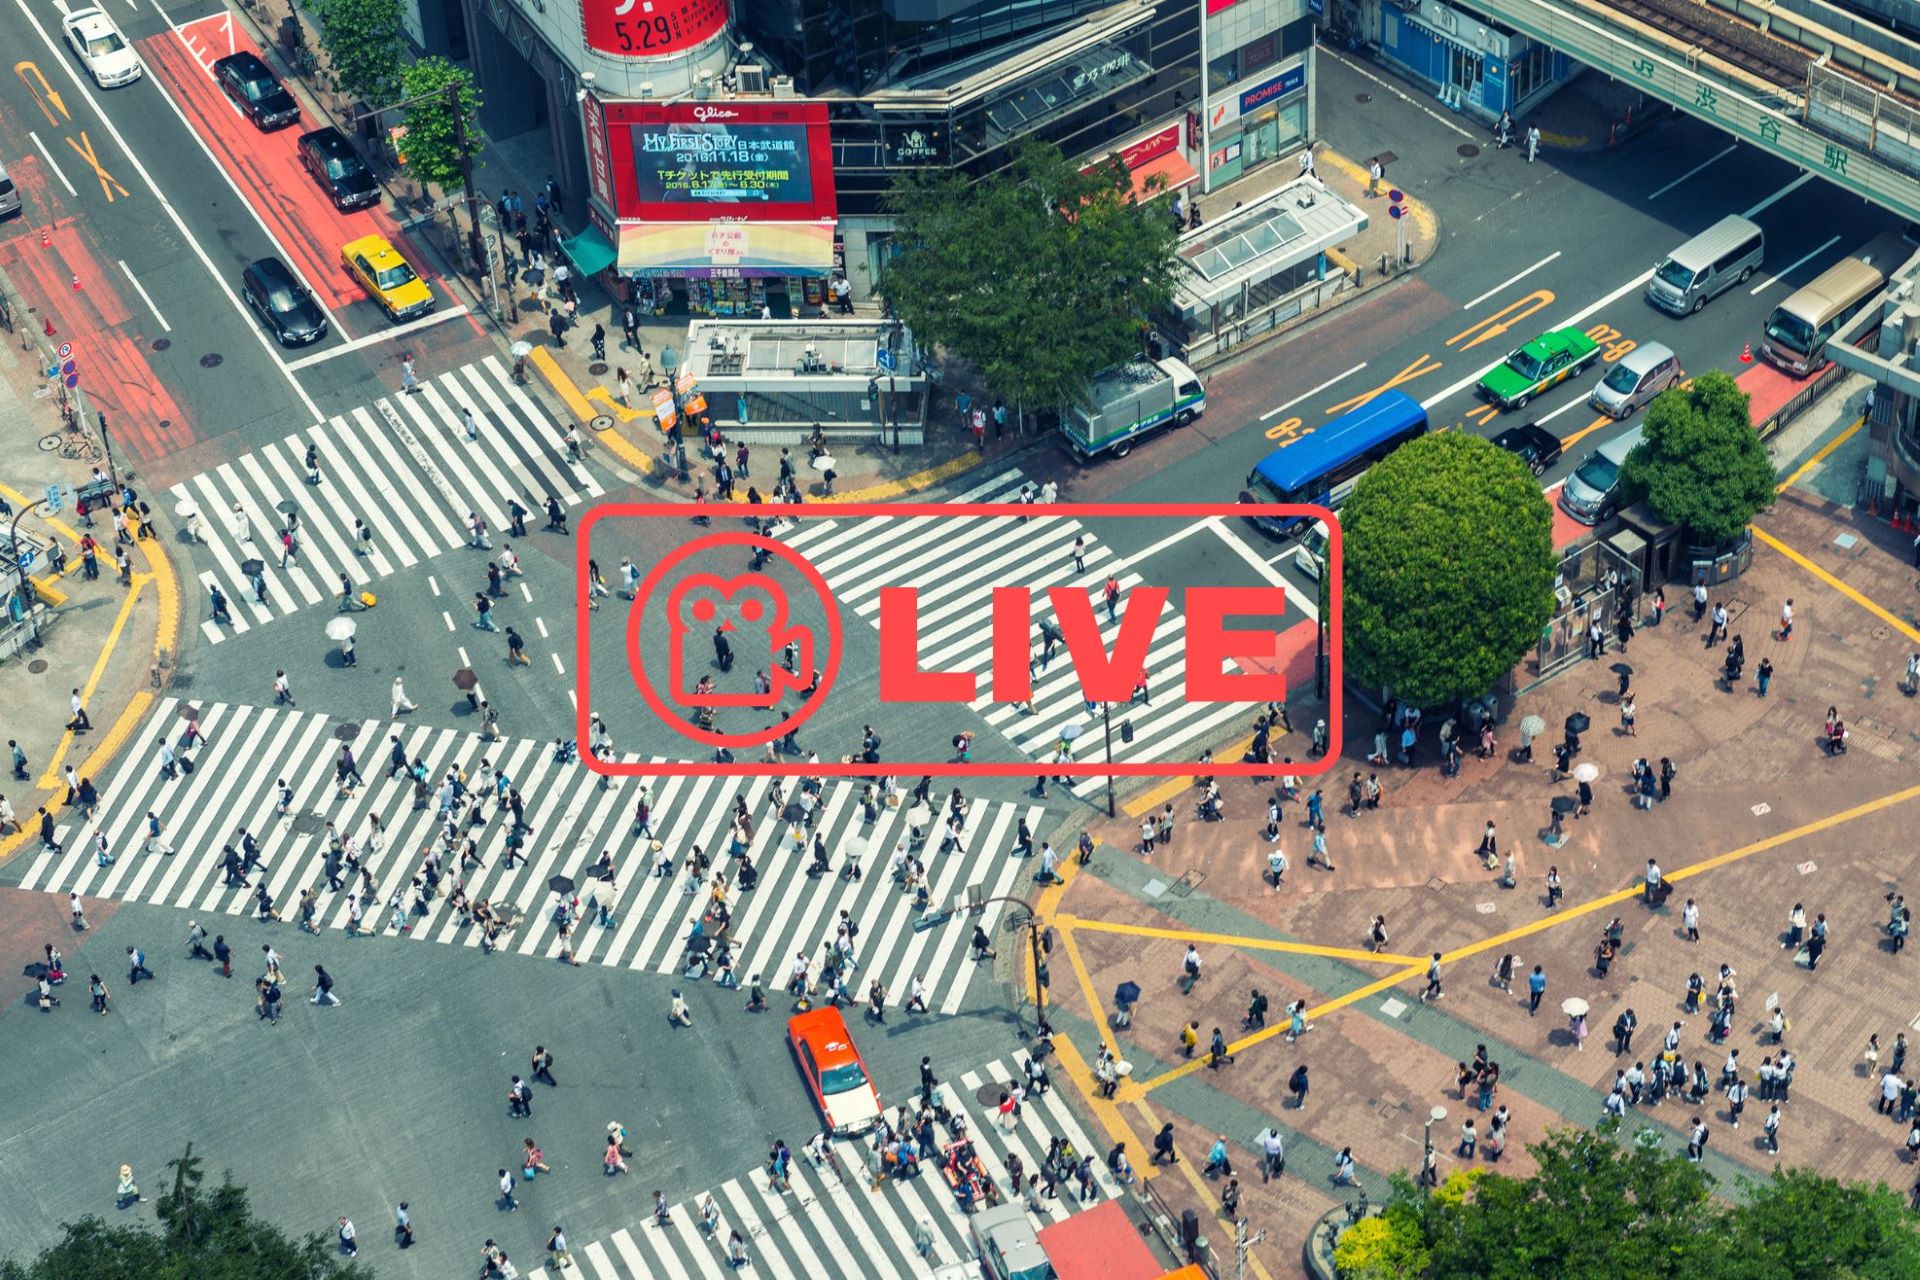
616,222,837,279
559,225,618,278
1129,151,1198,202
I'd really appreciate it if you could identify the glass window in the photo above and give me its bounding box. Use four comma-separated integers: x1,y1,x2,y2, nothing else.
1241,34,1274,72
1209,50,1238,93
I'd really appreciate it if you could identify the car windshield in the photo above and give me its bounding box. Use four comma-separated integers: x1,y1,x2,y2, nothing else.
1654,259,1696,291
1766,309,1816,354
1575,454,1621,493
1247,471,1296,505
238,76,271,101
820,1061,869,1094
1505,349,1546,381
85,31,127,55
1602,364,1641,393
374,261,417,290
267,287,303,312
324,157,360,179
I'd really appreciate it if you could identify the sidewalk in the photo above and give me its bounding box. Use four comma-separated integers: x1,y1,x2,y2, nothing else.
0,278,180,866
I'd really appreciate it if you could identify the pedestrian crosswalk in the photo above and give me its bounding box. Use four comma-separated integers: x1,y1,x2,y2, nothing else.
524,1052,1120,1280
775,469,1257,798
172,356,603,644
18,699,1047,1013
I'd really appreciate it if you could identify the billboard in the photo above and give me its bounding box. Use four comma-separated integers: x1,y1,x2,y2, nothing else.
581,0,730,58
602,101,837,223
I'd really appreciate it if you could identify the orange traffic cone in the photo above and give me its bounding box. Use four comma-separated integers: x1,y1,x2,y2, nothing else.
43,317,54,337
1739,342,1753,364
39,225,50,248
71,274,81,291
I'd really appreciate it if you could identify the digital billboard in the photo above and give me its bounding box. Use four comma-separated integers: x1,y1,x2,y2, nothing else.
600,101,838,224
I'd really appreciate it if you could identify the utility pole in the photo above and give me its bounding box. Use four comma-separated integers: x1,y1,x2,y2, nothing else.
1100,701,1116,818
352,82,488,284
1233,1220,1266,1280
5,504,43,647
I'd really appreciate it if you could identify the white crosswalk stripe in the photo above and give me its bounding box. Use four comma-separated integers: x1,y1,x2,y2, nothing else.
175,356,602,645
17,700,1046,1010
774,469,1256,797
522,1052,1112,1280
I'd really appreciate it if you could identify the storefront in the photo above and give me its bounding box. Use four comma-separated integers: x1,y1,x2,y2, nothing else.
577,96,844,316
1081,123,1199,201
1373,0,1571,121
1205,60,1309,187
678,318,928,444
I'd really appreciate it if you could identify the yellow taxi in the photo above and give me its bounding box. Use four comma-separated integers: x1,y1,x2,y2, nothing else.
788,1007,883,1135
341,233,433,322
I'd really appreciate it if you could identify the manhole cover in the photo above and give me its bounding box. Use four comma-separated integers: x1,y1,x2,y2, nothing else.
1355,93,1373,104
1426,876,1446,892
588,362,609,377
1458,143,1481,158
37,434,59,452
289,812,324,836
28,658,49,673
334,724,359,740
152,338,170,352
590,414,615,432
974,1083,1006,1106
158,420,172,430
199,353,223,368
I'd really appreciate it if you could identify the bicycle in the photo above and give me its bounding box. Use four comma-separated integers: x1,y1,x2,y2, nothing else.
60,434,102,462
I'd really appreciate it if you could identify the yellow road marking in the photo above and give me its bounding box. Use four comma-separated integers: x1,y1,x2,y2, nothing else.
1122,734,1257,817
1752,526,1920,645
528,346,658,476
38,572,148,787
1130,1094,1277,1280
584,385,653,423
1775,417,1862,494
1059,912,1424,967
1558,416,1611,451
824,450,982,503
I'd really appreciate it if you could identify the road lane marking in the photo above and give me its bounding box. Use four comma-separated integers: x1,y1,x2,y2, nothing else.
1464,251,1562,310
64,131,128,200
1259,362,1367,421
1775,416,1861,493
28,130,77,195
117,258,171,331
13,0,325,424
15,60,71,124
1750,234,1839,295
1647,143,1737,201
1322,48,1476,141
283,305,473,370
1747,171,1813,216
1558,415,1612,450
1204,516,1316,617
1530,395,1591,428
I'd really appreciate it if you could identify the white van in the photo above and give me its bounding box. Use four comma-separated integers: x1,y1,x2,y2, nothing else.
1559,425,1645,525
1646,216,1764,316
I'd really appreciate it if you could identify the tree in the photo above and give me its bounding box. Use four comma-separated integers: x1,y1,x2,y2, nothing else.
397,58,482,192
1710,1168,1920,1279
0,1147,373,1280
1333,1206,1430,1279
1339,430,1555,707
879,141,1180,424
312,0,406,106
1618,369,1775,545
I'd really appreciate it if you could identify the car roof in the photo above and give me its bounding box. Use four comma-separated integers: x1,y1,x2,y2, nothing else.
247,257,300,288
69,9,116,32
344,234,401,262
1522,328,1592,358
788,1007,861,1066
214,51,272,75
301,127,354,154
1496,422,1555,446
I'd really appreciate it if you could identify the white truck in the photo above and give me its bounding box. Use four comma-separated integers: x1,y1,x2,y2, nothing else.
1062,356,1205,460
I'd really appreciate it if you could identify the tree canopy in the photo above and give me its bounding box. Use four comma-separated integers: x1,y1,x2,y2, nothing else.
312,0,407,107
1354,1129,1920,1280
878,141,1180,422
0,1146,374,1280
1618,368,1775,545
397,58,483,192
1339,429,1556,706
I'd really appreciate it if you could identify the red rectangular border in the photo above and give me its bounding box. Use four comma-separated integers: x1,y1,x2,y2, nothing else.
576,501,1342,777
600,100,838,224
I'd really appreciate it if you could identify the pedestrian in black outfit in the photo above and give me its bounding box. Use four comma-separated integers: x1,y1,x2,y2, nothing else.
531,1047,558,1086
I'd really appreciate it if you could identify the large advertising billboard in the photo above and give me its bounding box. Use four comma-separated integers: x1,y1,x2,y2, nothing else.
581,0,730,58
601,101,837,224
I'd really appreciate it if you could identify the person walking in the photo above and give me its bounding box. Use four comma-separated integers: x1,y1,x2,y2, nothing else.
546,1226,573,1269
311,964,339,1006
399,353,420,395
391,678,416,716
1421,952,1444,1002
1524,124,1541,162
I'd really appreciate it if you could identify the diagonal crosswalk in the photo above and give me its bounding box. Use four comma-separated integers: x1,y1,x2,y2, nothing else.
775,469,1254,797
17,700,1046,1013
523,1051,1119,1280
173,357,603,644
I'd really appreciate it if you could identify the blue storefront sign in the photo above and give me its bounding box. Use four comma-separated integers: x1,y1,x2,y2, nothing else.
1239,65,1306,116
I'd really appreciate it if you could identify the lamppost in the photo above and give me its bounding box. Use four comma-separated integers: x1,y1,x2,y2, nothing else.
5,504,44,648
1100,701,1117,819
352,81,488,283
660,345,689,481
968,892,1051,1032
888,320,903,455
1421,1104,1448,1189
95,411,122,492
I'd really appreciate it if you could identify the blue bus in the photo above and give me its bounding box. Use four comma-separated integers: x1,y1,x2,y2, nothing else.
1239,390,1429,537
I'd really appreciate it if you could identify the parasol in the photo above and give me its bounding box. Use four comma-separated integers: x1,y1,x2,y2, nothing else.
1572,762,1600,783
548,874,575,895
175,497,199,518
810,454,837,472
1550,795,1579,815
1060,723,1084,742
510,340,534,358
1609,662,1634,676
905,804,934,830
844,833,869,858
1564,712,1591,735
781,801,806,823
452,668,479,691
522,267,546,286
1519,714,1546,739
1114,980,1141,1007
175,704,200,721
276,499,299,515
240,558,265,577
1561,996,1590,1018
325,617,357,640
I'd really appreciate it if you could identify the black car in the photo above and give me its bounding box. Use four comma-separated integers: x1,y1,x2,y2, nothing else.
213,52,299,130
1490,422,1564,477
242,257,327,346
297,127,380,211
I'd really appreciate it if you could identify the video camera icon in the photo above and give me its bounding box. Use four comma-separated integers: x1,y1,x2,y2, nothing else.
666,571,816,708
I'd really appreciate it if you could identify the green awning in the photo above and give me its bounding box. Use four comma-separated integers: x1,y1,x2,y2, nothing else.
560,225,618,278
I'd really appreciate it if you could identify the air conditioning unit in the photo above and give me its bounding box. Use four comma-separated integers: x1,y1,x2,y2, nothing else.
770,74,797,98
737,63,767,93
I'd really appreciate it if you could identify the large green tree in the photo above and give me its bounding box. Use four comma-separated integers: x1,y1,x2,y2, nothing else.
1618,368,1775,545
1713,1168,1920,1279
1340,429,1555,706
878,140,1180,424
0,1146,373,1280
397,58,483,192
312,0,407,107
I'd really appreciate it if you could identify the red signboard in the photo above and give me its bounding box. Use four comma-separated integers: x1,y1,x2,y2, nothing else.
582,0,730,58
602,100,837,224
1119,124,1180,170
1206,0,1242,12
582,92,614,211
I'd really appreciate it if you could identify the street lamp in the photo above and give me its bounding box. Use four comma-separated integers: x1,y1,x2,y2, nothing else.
660,345,689,481
930,892,1051,1035
351,81,488,283
5,504,44,648
1421,1104,1448,1189
888,320,903,455
1100,701,1117,819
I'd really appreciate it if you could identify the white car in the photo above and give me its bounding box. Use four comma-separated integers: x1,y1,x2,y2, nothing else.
64,8,143,88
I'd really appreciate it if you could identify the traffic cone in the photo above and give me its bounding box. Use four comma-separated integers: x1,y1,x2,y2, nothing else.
71,274,81,292
39,226,50,248
43,317,54,337
1739,341,1753,364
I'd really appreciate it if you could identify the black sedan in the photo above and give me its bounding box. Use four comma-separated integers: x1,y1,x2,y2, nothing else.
1490,422,1564,477
213,52,299,130
297,127,380,211
241,257,327,346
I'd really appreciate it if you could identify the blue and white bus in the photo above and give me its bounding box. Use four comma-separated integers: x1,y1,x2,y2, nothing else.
1239,390,1429,537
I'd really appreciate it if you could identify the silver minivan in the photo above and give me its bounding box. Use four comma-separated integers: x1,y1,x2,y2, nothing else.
1646,215,1764,315
0,160,20,220
1559,424,1645,525
1590,342,1682,418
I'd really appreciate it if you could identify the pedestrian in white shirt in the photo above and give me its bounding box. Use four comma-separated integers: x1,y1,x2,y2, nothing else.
391,678,417,716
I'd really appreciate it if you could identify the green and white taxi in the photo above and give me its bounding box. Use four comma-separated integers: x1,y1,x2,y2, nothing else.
1477,327,1600,410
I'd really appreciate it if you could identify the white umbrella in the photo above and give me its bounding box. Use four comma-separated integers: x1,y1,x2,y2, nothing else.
1060,723,1085,742
175,497,199,518
811,454,837,472
510,340,534,358
1572,762,1600,783
905,805,934,830
325,617,357,640
844,833,869,858
1560,996,1590,1018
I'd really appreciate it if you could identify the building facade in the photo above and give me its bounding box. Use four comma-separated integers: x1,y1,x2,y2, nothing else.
1335,0,1572,122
